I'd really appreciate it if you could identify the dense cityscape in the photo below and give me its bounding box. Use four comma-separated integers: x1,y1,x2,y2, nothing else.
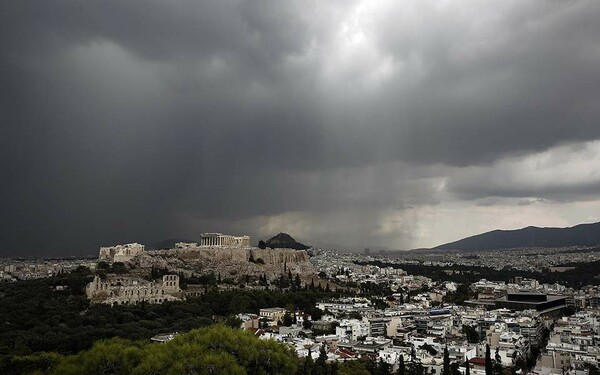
2,232,600,375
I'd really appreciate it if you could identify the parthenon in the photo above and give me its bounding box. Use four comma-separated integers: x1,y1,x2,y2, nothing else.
199,233,250,247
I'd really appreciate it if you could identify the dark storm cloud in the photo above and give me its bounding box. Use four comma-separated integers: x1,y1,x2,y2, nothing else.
2,0,600,255
445,141,600,202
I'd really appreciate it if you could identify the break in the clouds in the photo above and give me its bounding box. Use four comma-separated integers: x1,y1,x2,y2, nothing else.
1,0,600,256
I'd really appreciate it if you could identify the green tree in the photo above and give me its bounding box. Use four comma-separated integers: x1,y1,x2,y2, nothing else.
314,344,328,375
443,347,450,375
583,363,600,375
462,325,480,343
406,361,424,375
330,361,339,375
5,352,63,375
337,360,370,375
493,348,502,375
485,344,492,375
111,262,128,274
303,350,315,375
224,316,243,329
97,262,110,271
397,354,405,375
50,325,298,375
283,312,295,327
376,359,392,375
303,319,313,329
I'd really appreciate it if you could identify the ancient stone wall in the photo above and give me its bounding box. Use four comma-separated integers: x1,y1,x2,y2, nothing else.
128,247,316,281
86,274,181,305
99,243,145,264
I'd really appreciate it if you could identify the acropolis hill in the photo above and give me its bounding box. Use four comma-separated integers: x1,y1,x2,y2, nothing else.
98,233,316,281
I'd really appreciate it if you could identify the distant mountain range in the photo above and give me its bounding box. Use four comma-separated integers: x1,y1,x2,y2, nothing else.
433,221,600,251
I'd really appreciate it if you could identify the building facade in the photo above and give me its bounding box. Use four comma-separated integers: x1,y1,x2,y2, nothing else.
86,274,181,305
98,243,144,263
199,233,250,247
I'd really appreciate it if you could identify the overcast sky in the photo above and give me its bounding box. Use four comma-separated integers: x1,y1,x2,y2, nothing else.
2,0,600,257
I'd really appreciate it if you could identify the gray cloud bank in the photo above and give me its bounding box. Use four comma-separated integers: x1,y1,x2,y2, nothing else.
2,0,600,256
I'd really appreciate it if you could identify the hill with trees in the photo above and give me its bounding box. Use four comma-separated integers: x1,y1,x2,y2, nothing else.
259,233,310,250
433,222,600,251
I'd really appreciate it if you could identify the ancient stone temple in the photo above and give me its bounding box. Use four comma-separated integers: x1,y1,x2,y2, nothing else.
86,274,181,305
199,233,250,247
98,243,144,263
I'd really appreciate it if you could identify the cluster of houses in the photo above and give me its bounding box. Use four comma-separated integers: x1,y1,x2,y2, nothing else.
538,312,600,373
230,290,600,375
0,258,97,281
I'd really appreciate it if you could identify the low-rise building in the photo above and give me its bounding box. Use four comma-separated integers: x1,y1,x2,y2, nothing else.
259,307,287,323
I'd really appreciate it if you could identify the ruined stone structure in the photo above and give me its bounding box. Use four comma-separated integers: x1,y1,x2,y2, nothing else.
176,242,198,248
128,247,316,281
98,243,144,264
199,233,250,247
86,274,181,305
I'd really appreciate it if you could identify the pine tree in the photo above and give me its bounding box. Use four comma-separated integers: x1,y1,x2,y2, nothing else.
494,347,503,375
397,354,405,375
378,359,392,375
304,348,315,375
485,344,492,375
330,361,338,375
314,344,328,375
465,360,470,375
443,347,450,375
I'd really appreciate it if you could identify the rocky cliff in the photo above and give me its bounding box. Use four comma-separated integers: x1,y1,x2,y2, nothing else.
128,246,315,280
